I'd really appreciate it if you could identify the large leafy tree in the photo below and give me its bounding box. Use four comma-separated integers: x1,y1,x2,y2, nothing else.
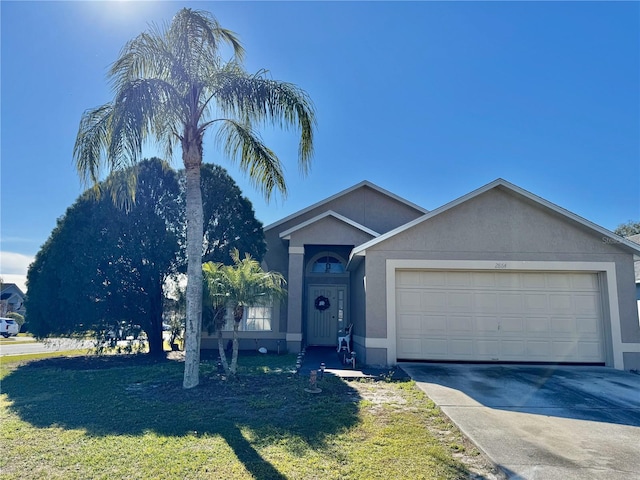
74,8,315,388
26,159,181,355
203,249,286,376
614,220,640,237
26,159,266,356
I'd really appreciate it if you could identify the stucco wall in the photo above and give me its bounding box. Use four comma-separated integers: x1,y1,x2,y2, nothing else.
263,184,424,275
622,352,640,371
362,187,640,366
287,216,375,248
262,184,426,348
272,184,425,235
349,259,366,359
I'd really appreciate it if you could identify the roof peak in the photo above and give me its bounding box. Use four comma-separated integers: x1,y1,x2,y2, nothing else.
264,180,427,231
350,178,640,258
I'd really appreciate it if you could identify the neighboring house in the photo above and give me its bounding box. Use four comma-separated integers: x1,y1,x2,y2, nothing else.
0,283,26,317
626,234,640,301
201,179,640,371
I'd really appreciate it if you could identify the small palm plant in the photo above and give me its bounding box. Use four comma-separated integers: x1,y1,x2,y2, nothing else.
203,249,286,375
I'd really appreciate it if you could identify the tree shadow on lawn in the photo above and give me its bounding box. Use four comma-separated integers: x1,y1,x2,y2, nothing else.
2,355,362,479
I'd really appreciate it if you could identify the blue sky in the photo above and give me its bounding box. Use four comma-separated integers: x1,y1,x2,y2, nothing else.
1,1,639,292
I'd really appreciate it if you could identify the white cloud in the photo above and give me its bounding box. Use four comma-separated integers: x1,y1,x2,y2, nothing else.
0,252,35,293
0,252,34,273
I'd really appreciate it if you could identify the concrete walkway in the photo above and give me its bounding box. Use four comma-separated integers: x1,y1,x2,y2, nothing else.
401,363,640,480
299,346,408,379
0,337,95,356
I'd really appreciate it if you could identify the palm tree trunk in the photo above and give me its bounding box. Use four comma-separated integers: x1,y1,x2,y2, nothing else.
217,325,230,375
230,320,240,375
230,305,243,375
182,153,204,389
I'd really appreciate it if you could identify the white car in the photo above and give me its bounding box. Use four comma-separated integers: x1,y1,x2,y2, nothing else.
0,317,19,338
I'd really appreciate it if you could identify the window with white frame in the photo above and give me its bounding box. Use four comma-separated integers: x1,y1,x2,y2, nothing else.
221,305,273,331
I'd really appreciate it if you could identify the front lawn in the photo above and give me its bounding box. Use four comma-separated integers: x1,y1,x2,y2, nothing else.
0,353,497,479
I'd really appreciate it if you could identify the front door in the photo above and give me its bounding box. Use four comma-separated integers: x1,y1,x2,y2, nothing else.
306,285,339,346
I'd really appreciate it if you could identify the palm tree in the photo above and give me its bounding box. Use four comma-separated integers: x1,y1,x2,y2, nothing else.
203,249,286,375
73,8,315,388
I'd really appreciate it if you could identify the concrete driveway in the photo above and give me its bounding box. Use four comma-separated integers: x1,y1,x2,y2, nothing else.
400,363,640,480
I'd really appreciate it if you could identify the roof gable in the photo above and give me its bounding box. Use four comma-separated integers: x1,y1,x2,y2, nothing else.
265,180,427,232
627,234,640,245
279,211,380,240
0,283,24,297
351,178,640,258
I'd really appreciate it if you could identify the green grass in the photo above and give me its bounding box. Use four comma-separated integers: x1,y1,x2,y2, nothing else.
0,353,486,479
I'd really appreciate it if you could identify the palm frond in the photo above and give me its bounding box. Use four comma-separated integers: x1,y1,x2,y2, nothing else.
169,8,244,66
214,119,286,200
207,65,316,173
203,248,286,311
110,30,190,93
74,103,114,186
109,78,183,167
102,168,138,212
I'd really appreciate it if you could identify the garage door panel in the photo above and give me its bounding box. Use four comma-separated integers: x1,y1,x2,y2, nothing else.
553,341,578,358
420,271,446,287
551,317,575,334
448,291,473,310
397,313,422,334
447,271,471,287
526,340,551,357
577,342,602,359
422,291,447,310
422,315,447,333
475,293,498,312
396,270,604,363
476,339,499,356
471,272,497,287
525,317,550,333
498,293,523,313
397,337,422,356
575,294,598,313
571,273,598,290
500,317,524,333
524,294,548,312
502,340,526,357
576,317,599,334
396,270,422,287
397,290,421,310
423,338,448,355
547,274,573,289
451,339,474,356
549,294,572,311
522,273,547,288
450,316,473,332
476,316,499,332
496,274,521,289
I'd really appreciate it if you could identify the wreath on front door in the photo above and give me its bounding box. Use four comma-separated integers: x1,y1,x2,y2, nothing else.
314,295,331,311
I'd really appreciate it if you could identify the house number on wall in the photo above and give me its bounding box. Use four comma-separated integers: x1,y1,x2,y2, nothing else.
494,263,507,269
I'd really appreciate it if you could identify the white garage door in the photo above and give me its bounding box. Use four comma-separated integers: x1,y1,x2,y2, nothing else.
396,270,604,363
